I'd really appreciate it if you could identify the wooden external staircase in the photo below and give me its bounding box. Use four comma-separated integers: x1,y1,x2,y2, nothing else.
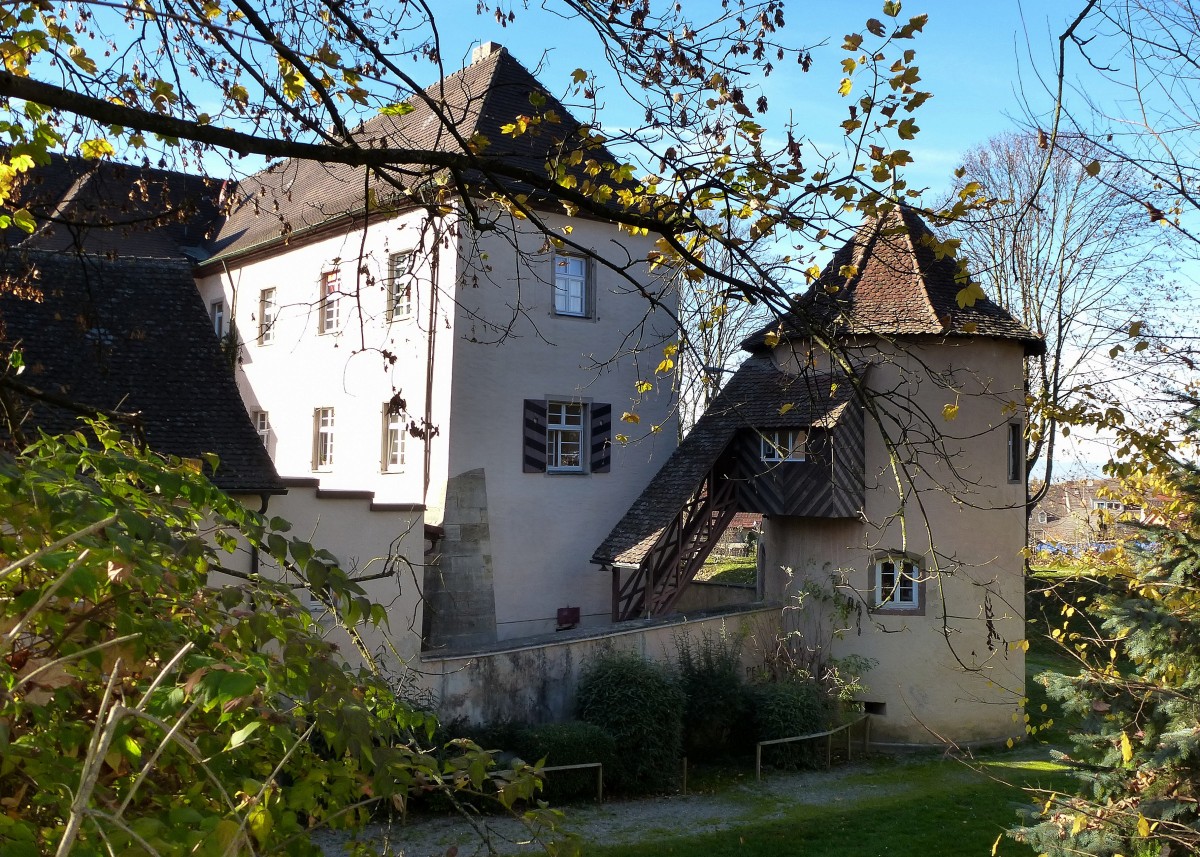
611,464,740,621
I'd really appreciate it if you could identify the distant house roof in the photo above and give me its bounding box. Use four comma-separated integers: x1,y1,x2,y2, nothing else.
728,512,763,530
206,44,603,264
593,355,855,566
0,252,283,493
4,155,222,261
742,206,1044,356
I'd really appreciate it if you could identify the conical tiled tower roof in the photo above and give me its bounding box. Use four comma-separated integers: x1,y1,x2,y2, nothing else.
744,205,1044,355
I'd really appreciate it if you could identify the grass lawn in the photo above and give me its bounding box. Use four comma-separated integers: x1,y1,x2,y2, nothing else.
694,557,757,585
583,755,1071,857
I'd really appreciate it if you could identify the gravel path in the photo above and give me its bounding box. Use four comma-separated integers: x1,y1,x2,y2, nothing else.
311,755,986,857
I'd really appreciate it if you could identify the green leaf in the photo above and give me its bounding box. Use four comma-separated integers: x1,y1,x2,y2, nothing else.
380,102,415,116
11,208,35,233
226,720,262,751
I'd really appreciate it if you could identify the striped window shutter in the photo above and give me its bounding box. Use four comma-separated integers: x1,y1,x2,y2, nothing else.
590,403,612,473
522,399,547,472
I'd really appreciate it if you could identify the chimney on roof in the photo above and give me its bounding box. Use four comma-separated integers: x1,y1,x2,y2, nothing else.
471,41,505,64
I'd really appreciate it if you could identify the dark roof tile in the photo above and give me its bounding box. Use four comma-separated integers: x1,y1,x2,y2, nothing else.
209,46,602,261
0,252,283,493
6,155,222,261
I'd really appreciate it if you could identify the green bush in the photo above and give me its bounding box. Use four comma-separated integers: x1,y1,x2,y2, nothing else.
576,650,685,794
751,679,829,769
513,722,616,802
674,628,754,757
0,422,542,856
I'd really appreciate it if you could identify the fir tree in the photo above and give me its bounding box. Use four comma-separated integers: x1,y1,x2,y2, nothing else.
1014,409,1200,856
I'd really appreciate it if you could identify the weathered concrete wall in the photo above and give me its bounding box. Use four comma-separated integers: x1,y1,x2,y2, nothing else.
422,468,498,650
673,581,759,613
421,605,779,725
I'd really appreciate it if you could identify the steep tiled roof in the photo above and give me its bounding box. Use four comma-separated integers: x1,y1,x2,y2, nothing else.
743,206,1044,355
0,252,283,493
5,155,222,260
208,45,598,262
593,356,856,565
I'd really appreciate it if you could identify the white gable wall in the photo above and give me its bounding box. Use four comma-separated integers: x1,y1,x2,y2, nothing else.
195,207,455,511
197,206,678,646
444,212,678,639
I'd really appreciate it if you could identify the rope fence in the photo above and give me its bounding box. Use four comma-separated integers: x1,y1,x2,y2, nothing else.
755,713,871,780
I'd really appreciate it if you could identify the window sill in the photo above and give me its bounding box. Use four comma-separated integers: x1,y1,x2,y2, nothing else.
552,311,594,321
871,604,925,617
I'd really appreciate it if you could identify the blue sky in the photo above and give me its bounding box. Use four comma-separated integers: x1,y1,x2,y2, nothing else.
435,1,1077,197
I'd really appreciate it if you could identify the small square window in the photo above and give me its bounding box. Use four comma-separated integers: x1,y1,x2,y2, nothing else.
319,270,340,334
547,401,585,471
210,299,225,337
553,255,590,317
382,406,406,472
871,555,924,614
388,252,414,321
760,428,806,462
258,288,276,344
313,407,334,470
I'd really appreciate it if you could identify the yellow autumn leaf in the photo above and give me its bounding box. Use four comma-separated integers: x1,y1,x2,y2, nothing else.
572,68,588,83
1136,814,1150,837
655,358,675,374
779,403,795,415
838,77,853,97
956,281,986,308
1071,814,1087,835
763,329,781,348
620,411,640,424
69,45,97,74
615,433,629,444
942,403,960,421
991,833,1002,856
635,380,653,394
80,139,115,160
662,342,679,359
1121,731,1133,763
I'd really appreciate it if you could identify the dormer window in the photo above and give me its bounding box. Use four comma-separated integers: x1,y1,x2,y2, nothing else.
760,429,806,463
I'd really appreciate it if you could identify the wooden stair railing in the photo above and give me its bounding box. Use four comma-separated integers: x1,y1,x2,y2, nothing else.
612,466,740,621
